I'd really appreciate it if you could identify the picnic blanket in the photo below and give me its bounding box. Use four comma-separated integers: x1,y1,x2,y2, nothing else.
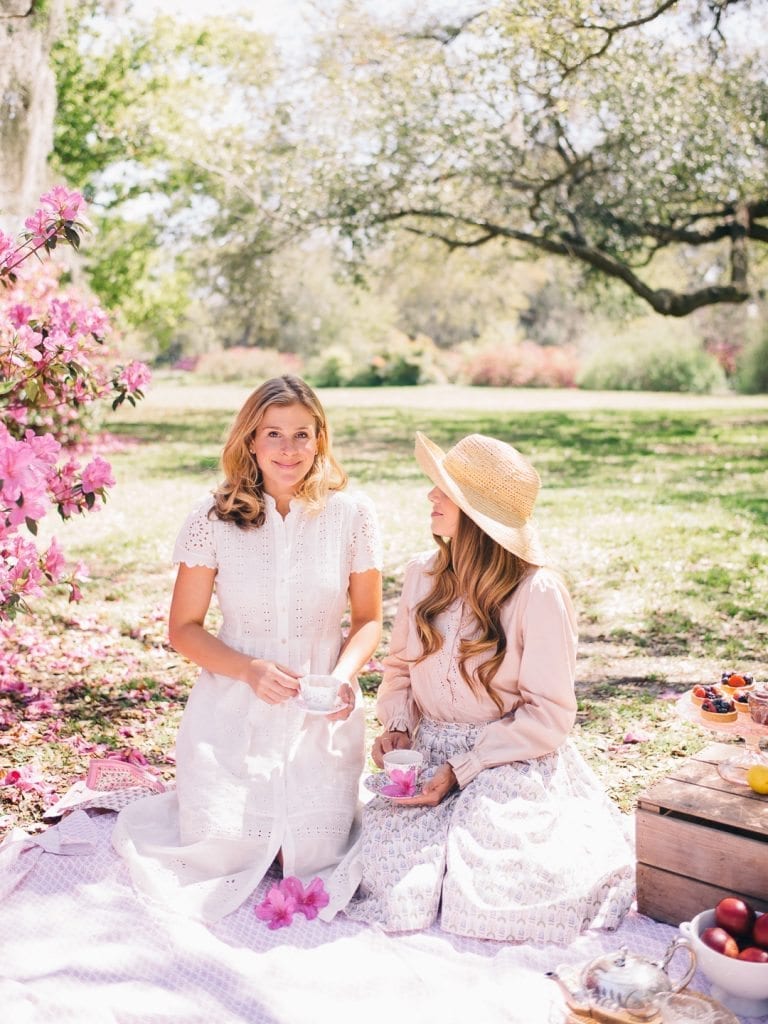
0,809,761,1024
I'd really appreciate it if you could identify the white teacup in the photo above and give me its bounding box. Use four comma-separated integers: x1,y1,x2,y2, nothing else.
382,748,424,780
657,992,715,1024
299,675,340,711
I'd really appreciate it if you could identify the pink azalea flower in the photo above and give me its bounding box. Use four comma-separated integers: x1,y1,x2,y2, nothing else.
293,876,330,920
6,407,28,425
0,434,38,501
76,305,109,337
7,303,33,328
381,768,418,798
254,885,297,929
16,323,46,360
7,488,48,528
80,456,115,494
23,208,57,242
0,230,14,265
118,360,152,393
39,185,85,223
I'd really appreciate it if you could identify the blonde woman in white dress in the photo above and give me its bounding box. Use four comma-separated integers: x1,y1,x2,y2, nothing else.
114,376,382,923
343,432,634,944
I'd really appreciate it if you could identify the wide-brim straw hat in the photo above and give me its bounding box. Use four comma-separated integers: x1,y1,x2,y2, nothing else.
414,431,547,565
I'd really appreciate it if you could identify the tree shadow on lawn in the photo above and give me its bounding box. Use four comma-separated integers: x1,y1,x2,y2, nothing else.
109,412,232,446
109,407,768,531
334,408,767,488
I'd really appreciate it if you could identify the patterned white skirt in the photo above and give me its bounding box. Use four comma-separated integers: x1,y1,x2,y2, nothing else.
344,717,635,944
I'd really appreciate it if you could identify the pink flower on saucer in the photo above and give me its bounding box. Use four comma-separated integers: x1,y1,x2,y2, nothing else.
381,768,417,798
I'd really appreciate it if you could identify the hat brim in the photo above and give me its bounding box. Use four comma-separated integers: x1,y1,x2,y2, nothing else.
414,432,547,565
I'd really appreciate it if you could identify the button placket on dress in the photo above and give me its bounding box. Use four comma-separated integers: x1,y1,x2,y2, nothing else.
269,504,296,828
272,508,294,654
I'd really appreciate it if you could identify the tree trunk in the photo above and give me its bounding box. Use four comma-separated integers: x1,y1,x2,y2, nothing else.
0,0,64,233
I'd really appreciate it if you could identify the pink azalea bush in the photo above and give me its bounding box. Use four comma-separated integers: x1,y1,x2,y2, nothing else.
461,341,580,388
0,187,150,619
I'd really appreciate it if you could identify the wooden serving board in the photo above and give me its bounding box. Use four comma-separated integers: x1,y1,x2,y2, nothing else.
563,988,738,1024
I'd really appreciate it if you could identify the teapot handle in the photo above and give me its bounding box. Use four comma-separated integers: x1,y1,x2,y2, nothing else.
660,936,697,993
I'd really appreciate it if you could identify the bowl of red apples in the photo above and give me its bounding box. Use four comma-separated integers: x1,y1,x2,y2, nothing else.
679,896,768,1017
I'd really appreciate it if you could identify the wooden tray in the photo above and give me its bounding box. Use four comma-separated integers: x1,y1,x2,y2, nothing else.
563,988,738,1024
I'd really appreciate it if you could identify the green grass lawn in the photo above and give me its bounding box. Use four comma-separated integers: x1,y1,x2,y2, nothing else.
2,377,767,829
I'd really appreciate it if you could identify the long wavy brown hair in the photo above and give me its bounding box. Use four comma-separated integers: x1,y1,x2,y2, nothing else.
211,375,347,527
414,511,532,713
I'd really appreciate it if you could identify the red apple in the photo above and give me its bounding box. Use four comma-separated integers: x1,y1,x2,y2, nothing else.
753,913,768,950
701,926,740,957
738,947,768,963
715,896,757,939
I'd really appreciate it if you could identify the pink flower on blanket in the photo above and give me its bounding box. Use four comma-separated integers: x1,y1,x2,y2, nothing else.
254,886,297,930
381,768,417,798
283,876,330,920
255,876,330,928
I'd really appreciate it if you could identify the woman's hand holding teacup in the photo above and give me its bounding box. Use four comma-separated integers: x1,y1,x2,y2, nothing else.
391,763,458,807
325,682,355,721
246,659,301,705
372,729,412,768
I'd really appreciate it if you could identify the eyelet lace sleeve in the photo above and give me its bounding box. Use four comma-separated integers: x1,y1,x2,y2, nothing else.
349,492,383,574
172,498,218,569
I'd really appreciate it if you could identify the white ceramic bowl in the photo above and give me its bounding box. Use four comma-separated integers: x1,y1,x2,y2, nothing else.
382,748,424,780
679,908,768,1017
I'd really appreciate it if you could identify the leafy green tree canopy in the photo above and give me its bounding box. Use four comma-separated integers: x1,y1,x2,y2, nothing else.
52,6,302,349
310,0,767,316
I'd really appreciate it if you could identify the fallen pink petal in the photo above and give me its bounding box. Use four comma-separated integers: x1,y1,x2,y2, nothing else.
622,730,651,744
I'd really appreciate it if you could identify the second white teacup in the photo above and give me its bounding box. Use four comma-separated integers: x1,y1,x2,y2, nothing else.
382,748,424,780
657,992,715,1024
299,675,340,711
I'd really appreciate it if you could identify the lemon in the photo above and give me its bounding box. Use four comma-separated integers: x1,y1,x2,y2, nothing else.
746,764,768,794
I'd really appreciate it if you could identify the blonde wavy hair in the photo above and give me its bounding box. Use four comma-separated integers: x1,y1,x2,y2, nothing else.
414,511,532,713
211,375,347,528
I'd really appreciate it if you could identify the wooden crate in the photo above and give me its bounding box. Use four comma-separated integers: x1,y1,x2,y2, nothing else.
635,741,768,926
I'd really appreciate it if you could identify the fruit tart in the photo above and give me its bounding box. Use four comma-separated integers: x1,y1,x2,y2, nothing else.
691,684,723,706
720,670,755,695
700,696,737,723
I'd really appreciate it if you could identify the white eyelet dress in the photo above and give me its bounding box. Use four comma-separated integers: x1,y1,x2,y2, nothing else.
112,490,382,923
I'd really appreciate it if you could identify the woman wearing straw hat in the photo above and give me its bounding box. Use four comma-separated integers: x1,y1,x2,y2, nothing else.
343,432,634,943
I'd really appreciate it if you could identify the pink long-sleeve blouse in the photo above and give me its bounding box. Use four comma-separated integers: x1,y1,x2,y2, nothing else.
376,550,579,788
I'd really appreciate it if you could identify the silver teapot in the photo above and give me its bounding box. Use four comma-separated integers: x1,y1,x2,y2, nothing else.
548,937,697,1020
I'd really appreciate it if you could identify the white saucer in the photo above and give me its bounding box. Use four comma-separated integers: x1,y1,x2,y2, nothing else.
363,772,422,800
293,696,346,716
